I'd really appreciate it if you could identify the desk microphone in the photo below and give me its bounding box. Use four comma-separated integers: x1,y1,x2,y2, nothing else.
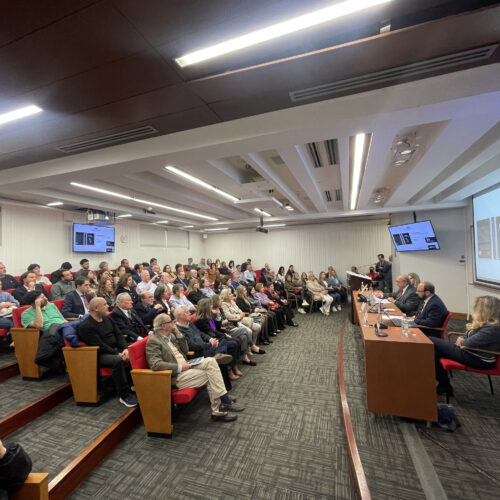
377,301,388,329
374,322,388,337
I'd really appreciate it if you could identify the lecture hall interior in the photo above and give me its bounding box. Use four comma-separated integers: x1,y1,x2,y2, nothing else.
1,1,500,499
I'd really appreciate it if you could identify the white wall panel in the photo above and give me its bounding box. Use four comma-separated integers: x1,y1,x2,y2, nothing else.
202,220,392,283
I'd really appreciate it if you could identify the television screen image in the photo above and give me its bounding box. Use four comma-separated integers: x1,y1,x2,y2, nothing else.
388,220,440,252
73,224,115,253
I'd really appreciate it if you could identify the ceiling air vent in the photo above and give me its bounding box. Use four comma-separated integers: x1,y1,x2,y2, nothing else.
290,44,498,102
325,139,339,165
56,126,159,154
325,190,332,202
306,143,322,167
334,189,342,201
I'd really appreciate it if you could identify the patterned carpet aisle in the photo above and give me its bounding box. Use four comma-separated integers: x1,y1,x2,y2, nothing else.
0,348,16,368
70,312,355,500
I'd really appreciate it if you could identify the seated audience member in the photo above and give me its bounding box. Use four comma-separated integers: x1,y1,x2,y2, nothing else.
157,272,174,294
134,291,164,326
235,285,271,344
0,262,19,290
187,279,204,305
241,259,251,273
50,261,72,284
231,272,245,289
114,265,127,287
116,273,139,304
198,257,207,271
194,299,242,380
78,297,137,407
27,264,51,285
120,258,134,274
187,268,198,282
21,290,65,330
0,439,32,494
219,289,264,354
228,260,235,271
136,270,157,295
283,274,307,313
211,294,257,365
162,264,176,280
75,258,90,279
259,269,271,286
377,274,419,314
62,278,93,318
410,282,448,337
243,264,257,285
148,257,158,276
174,270,189,290
430,296,500,396
286,265,295,278
350,266,359,274
306,272,333,316
146,313,240,421
198,278,214,298
110,293,147,342
221,276,235,294
249,286,279,336
13,272,49,305
50,269,75,300
207,263,219,283
154,285,173,315
97,269,112,284
265,283,298,326
326,267,347,302
98,261,110,273
132,264,142,283
219,261,230,275
276,266,286,283
150,265,162,282
408,272,421,288
185,258,197,272
77,269,98,296
254,283,286,330
174,263,184,276
212,279,224,295
97,277,116,310
0,280,19,331
318,271,342,312
169,284,195,313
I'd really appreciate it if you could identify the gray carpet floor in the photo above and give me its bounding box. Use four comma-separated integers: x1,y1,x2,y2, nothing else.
0,347,15,368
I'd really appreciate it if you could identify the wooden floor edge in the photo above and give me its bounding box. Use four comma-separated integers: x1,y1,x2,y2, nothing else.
0,361,20,382
48,406,141,500
338,321,371,500
0,383,72,439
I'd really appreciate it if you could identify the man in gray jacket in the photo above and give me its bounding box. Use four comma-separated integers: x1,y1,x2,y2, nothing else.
50,270,75,301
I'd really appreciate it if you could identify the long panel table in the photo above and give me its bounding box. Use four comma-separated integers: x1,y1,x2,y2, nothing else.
353,291,438,422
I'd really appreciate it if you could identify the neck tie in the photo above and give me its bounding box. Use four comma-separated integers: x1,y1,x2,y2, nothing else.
82,294,89,309
416,300,425,318
396,289,403,300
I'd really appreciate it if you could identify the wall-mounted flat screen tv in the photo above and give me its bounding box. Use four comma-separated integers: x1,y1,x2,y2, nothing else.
72,223,115,253
388,220,440,252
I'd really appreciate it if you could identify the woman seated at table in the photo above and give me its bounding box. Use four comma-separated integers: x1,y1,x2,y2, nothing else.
97,277,116,311
431,296,500,396
219,288,265,355
254,283,286,330
187,279,204,305
318,271,342,312
201,278,216,298
153,284,173,315
306,272,333,316
211,294,257,366
235,285,271,345
194,298,242,380
408,272,421,288
265,283,298,326
116,273,139,304
169,284,195,313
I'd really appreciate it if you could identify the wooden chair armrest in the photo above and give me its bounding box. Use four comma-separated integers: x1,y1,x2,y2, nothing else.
228,317,240,322
447,331,464,338
11,473,49,500
10,327,39,334
66,317,80,321
187,351,194,356
460,346,500,356
62,345,99,351
220,326,226,331
131,368,172,375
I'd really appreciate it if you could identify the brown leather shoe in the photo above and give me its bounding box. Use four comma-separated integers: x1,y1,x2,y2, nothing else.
211,412,238,422
214,353,232,365
219,403,245,412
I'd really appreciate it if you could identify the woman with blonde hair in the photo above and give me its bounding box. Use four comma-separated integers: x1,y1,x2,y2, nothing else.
306,272,333,315
430,295,500,396
235,285,271,345
219,288,265,357
408,272,421,288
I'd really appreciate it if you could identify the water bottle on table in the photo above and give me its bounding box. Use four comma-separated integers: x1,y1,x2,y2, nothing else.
401,316,409,336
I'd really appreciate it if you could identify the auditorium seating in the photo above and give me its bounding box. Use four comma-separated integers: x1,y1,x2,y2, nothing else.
11,305,41,379
129,337,200,437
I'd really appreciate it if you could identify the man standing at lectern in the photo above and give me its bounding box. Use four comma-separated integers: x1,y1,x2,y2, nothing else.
375,254,392,292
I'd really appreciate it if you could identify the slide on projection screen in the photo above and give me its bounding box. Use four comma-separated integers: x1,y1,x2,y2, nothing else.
473,183,500,288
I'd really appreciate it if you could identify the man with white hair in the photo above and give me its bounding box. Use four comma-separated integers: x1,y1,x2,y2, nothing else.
136,270,157,294
109,293,146,342
146,311,242,421
78,297,137,407
0,262,18,290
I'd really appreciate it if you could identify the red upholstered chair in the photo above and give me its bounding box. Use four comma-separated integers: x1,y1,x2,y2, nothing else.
14,276,21,283
255,269,261,280
52,299,64,312
183,265,187,272
439,311,453,340
43,284,52,296
129,337,199,437
0,328,9,337
11,305,41,378
7,289,15,295
44,274,52,280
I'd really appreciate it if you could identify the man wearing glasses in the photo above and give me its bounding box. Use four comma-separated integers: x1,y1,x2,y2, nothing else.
146,312,243,422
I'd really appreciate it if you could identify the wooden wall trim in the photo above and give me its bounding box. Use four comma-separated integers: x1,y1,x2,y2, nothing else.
0,384,72,439
451,312,469,321
338,321,371,500
0,361,20,382
48,407,140,500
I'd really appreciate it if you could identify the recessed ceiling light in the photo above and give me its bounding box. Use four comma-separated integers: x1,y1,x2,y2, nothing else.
0,105,43,126
70,182,218,221
400,149,413,155
156,220,169,224
254,208,271,217
263,224,286,228
285,205,294,211
183,225,194,228
165,166,239,203
46,201,63,206
204,227,229,231
175,0,392,67
117,214,132,218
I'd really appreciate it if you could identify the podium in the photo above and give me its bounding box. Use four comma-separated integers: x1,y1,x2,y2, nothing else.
346,271,372,324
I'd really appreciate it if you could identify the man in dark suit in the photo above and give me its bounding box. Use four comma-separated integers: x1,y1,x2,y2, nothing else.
0,262,18,290
134,291,164,327
381,274,420,314
50,261,72,284
61,278,93,318
375,253,392,292
110,292,147,342
411,282,448,338
12,271,49,305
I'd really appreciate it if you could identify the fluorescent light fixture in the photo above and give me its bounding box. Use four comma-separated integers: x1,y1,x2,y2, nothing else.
70,182,218,221
254,208,271,217
156,220,169,224
46,201,63,206
285,205,294,211
0,105,43,126
183,225,194,228
165,166,239,203
349,133,372,211
175,0,392,67
204,227,229,231
117,214,132,218
263,224,286,228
